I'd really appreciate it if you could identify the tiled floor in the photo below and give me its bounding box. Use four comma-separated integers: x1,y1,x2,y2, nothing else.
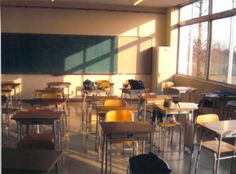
2,101,235,174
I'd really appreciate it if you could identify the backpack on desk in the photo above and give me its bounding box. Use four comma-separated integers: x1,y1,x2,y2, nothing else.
128,79,145,90
83,79,96,90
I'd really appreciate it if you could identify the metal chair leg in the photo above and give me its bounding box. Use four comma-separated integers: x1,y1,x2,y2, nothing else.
110,142,112,174
179,126,182,153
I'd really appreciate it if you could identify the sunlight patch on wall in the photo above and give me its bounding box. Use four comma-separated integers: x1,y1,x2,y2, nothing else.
65,51,84,71
171,9,179,26
139,20,155,37
119,27,138,37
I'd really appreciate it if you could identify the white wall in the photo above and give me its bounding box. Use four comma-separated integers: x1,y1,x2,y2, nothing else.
1,6,168,98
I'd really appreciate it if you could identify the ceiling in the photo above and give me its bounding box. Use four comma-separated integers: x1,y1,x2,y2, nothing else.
1,0,191,13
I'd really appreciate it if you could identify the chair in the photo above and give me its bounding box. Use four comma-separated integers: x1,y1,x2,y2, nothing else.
161,81,174,94
41,92,68,131
189,114,236,174
155,100,182,153
105,110,138,174
140,93,157,121
41,92,62,99
98,99,127,122
17,109,62,150
96,99,127,151
226,100,236,120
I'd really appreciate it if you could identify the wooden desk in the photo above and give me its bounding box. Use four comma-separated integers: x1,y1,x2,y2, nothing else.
2,81,21,89
82,88,112,97
34,88,64,98
199,92,236,119
155,102,198,148
20,98,67,108
171,86,197,101
12,110,63,150
197,120,236,174
1,81,21,106
47,82,71,99
100,121,155,174
120,88,149,102
2,147,62,173
140,95,171,120
82,95,119,122
95,105,138,151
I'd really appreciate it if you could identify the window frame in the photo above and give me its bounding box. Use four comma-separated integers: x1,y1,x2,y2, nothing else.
177,0,236,86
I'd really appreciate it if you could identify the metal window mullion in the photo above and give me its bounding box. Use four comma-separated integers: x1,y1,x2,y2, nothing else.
177,8,181,74
204,0,213,80
188,25,194,76
227,16,235,84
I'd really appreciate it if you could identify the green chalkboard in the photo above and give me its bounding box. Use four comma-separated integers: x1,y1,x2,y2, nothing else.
1,33,118,74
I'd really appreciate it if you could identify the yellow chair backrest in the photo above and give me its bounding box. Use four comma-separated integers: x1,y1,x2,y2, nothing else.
196,114,219,124
41,92,62,99
162,82,174,89
105,110,133,122
104,99,127,107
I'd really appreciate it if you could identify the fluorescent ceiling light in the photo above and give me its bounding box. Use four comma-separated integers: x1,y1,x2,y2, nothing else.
133,0,143,6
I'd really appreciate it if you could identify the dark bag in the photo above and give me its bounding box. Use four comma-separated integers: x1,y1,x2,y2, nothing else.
129,153,171,174
83,79,96,90
128,79,145,89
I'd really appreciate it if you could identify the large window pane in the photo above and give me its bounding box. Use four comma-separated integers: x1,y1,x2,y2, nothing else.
191,22,208,78
180,0,209,22
231,16,236,85
212,0,235,14
178,22,208,78
192,0,209,18
178,26,190,74
209,18,231,83
180,4,192,21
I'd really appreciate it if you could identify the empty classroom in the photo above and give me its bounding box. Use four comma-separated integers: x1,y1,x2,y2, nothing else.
1,0,236,174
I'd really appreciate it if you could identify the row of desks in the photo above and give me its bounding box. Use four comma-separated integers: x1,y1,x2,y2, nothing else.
2,98,68,173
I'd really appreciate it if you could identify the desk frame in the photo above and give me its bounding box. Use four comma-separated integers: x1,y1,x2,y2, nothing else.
100,121,155,174
195,120,236,174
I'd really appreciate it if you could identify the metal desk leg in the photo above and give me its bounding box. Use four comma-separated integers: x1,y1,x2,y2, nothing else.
105,135,108,174
95,111,99,151
101,133,106,174
216,135,222,174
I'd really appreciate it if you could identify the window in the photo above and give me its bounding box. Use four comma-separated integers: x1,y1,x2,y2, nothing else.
178,0,236,86
212,0,235,14
209,16,236,85
180,0,209,22
209,18,231,83
178,22,208,78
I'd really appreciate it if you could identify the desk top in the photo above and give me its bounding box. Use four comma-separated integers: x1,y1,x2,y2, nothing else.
82,88,111,94
171,86,196,93
1,81,21,89
96,105,138,112
155,102,198,112
198,120,236,135
121,88,149,93
1,88,13,95
101,121,154,135
21,98,67,105
142,95,171,102
12,110,62,121
2,147,62,173
34,88,63,94
47,82,71,88
85,95,119,101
